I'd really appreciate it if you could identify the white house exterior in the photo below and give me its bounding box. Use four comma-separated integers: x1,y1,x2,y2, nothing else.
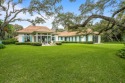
17,26,101,44
17,26,56,44
57,29,101,43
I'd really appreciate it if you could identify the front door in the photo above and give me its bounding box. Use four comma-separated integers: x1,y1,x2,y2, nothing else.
93,35,98,43
42,36,47,44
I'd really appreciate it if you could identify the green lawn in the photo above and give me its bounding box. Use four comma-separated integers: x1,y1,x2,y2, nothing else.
0,44,125,83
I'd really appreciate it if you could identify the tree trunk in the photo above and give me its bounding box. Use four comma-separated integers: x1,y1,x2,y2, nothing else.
0,29,5,40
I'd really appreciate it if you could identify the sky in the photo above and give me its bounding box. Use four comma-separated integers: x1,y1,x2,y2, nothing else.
9,0,84,29
1,0,113,29
1,0,86,29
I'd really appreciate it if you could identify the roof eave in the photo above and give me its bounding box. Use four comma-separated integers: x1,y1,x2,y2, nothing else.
35,31,54,33
17,32,33,34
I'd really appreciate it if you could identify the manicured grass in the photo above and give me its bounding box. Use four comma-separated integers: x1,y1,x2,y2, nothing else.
0,44,125,83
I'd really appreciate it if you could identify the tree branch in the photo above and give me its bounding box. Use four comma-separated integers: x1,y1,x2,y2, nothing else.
82,15,116,27
104,6,125,33
112,6,125,17
4,0,11,22
69,15,117,28
0,4,6,11
1,8,28,30
69,6,125,34
8,3,18,17
99,23,115,34
8,8,28,23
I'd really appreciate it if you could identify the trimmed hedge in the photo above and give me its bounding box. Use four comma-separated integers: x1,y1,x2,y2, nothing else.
15,42,42,46
32,43,42,46
0,44,5,49
55,42,62,45
62,41,94,44
81,41,94,44
2,38,18,45
62,41,78,43
15,42,32,45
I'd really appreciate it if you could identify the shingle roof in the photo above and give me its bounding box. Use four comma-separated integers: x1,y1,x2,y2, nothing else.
17,26,99,36
57,29,99,37
17,26,54,33
57,31,81,37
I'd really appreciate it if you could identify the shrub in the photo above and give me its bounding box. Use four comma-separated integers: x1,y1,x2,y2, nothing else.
55,42,62,45
15,42,31,45
15,42,42,46
81,41,94,44
32,43,42,46
0,44,5,49
61,41,94,44
116,47,125,58
62,41,78,43
2,38,18,45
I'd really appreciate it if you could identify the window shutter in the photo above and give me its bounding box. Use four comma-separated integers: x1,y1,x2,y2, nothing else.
22,36,24,42
30,35,32,42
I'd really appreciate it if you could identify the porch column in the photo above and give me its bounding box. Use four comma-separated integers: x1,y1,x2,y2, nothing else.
47,33,48,44
98,35,101,43
51,35,52,43
41,34,42,43
36,33,38,42
32,35,34,42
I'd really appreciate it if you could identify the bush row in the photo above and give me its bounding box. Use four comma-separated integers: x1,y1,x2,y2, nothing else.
2,38,18,45
80,41,94,44
56,41,93,45
62,41,78,43
61,41,94,44
0,44,5,49
15,42,42,46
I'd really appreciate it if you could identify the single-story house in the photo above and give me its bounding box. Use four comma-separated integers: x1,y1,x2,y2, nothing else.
57,29,101,43
17,26,101,44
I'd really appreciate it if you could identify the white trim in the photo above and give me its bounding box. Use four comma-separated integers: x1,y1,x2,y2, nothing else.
98,35,101,43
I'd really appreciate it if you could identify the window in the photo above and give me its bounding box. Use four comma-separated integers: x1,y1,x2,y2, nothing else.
61,37,63,40
24,34,30,42
52,37,55,41
65,37,67,41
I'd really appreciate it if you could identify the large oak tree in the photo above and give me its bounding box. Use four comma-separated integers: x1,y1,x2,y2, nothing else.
53,0,125,35
1,0,125,40
71,0,125,32
0,0,62,39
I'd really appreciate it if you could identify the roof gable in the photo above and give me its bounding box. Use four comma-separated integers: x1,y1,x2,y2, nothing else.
17,26,54,33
